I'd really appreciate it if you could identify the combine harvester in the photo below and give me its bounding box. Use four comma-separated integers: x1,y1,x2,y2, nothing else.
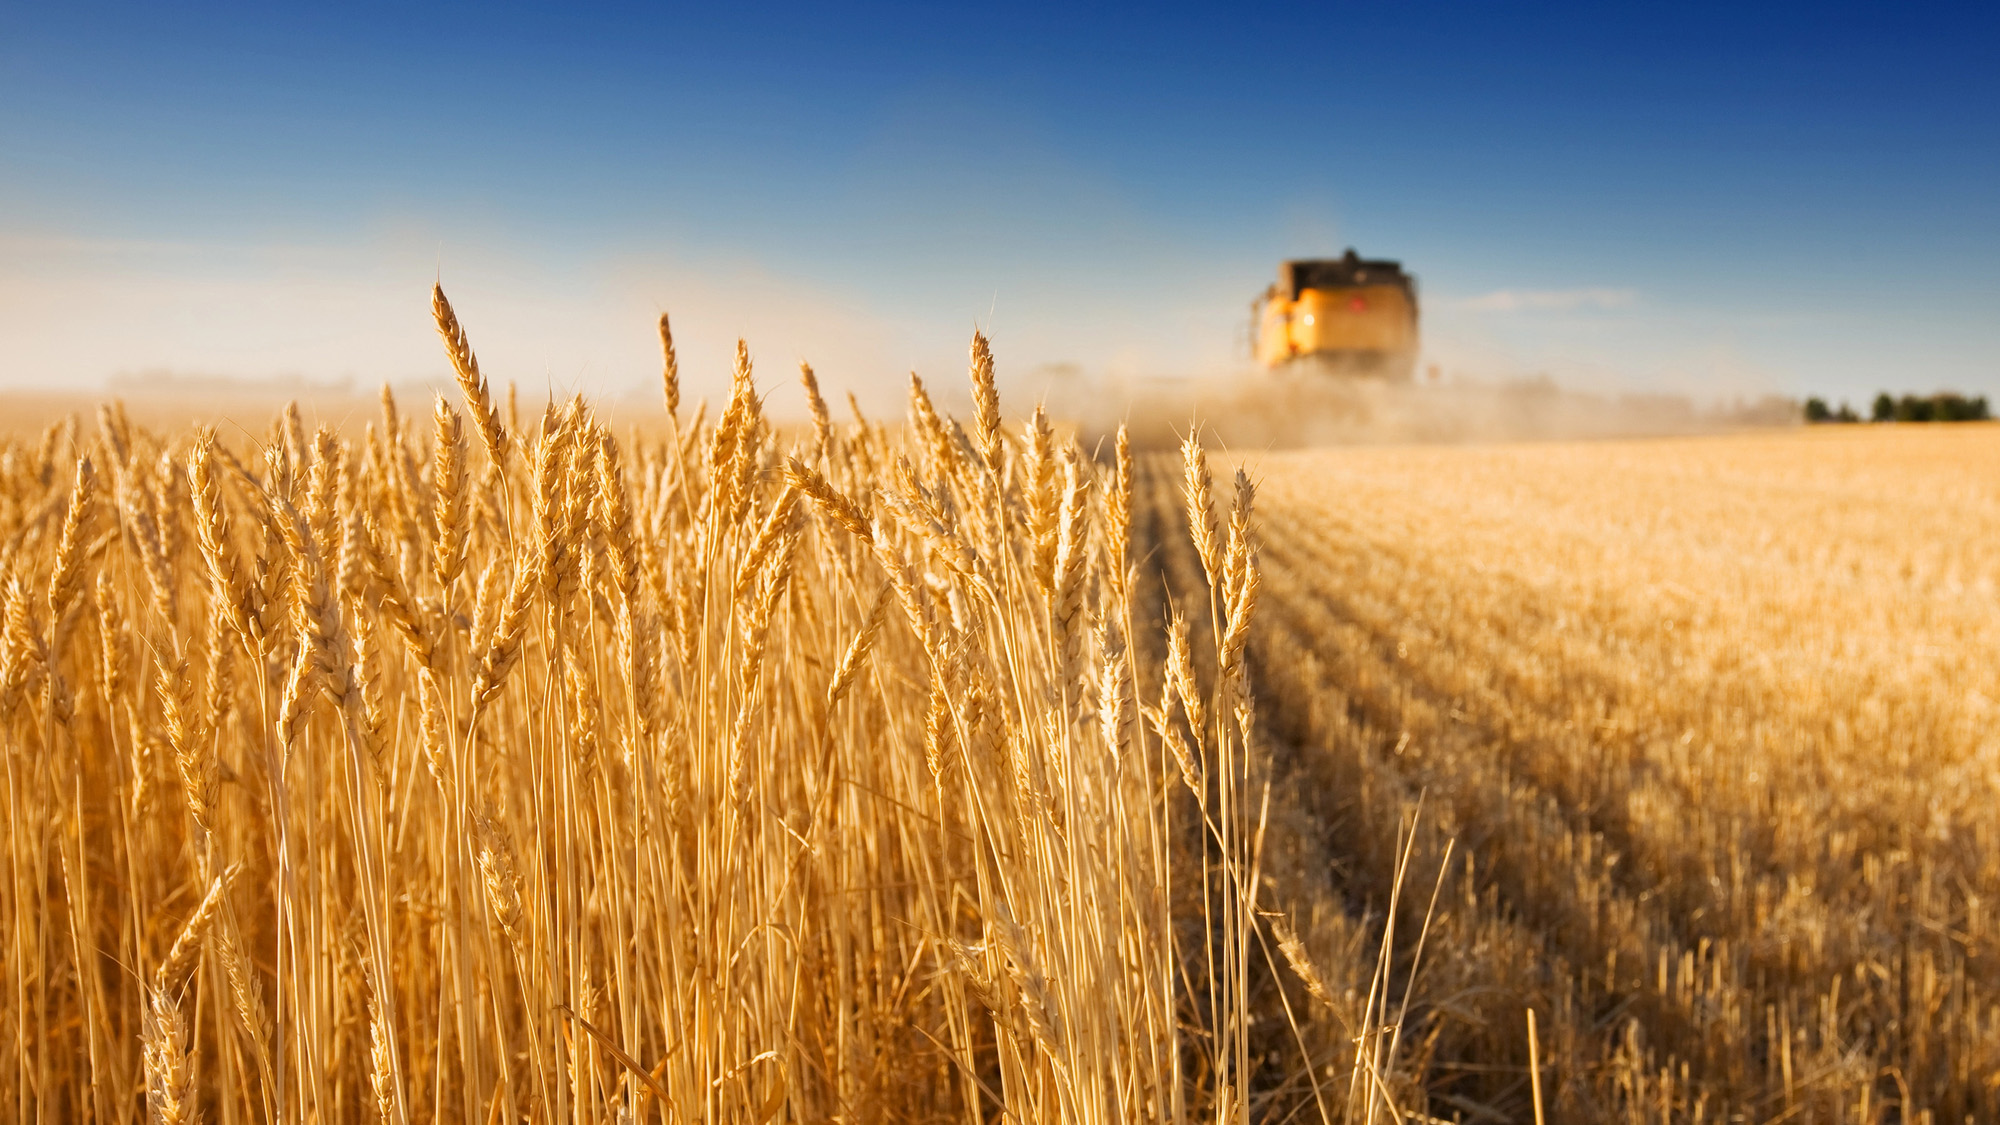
1252,249,1420,380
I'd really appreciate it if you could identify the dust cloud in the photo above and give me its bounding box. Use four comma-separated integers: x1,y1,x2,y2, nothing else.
1062,368,1800,452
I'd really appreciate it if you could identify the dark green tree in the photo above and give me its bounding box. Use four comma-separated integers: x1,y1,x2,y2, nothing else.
1933,393,1991,421
1895,395,1935,422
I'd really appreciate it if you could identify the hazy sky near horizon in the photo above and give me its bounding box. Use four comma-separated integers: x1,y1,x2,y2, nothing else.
2,1,1996,409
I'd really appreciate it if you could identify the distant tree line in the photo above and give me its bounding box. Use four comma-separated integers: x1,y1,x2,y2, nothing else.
1805,392,1991,424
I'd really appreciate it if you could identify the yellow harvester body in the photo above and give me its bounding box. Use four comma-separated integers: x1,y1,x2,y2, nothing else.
1254,250,1419,378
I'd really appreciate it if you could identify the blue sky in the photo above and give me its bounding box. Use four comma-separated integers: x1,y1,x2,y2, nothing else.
2,1,1995,408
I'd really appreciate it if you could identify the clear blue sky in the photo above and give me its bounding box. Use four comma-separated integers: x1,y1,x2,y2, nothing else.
2,1,1995,408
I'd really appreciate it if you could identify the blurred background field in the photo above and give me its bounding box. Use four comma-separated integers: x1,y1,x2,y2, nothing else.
1189,422,2000,1120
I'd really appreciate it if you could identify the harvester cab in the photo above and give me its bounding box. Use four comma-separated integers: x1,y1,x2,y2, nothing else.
1253,249,1418,379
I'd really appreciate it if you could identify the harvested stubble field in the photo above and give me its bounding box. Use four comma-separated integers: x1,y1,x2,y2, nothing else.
1199,424,2000,1123
1,283,1992,1125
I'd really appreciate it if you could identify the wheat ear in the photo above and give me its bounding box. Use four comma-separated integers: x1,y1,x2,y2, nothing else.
826,583,892,712
1023,405,1058,593
785,457,874,543
1106,425,1132,595
1166,611,1203,737
1099,647,1133,759
1181,431,1220,588
159,655,215,834
474,811,525,945
659,310,679,420
155,874,227,994
800,362,833,461
141,988,198,1125
432,283,509,469
431,396,469,588
1271,916,1337,1011
48,455,96,632
1050,451,1089,697
969,331,1002,472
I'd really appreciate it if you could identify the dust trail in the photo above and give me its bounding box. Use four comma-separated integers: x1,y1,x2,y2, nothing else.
1066,369,1799,451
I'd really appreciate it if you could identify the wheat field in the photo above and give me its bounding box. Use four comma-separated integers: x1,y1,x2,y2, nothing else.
0,289,1324,1125
2,287,1992,1124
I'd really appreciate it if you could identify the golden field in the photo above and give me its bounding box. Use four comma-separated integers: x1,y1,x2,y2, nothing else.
0,291,1289,1125
1,285,1994,1125
1210,425,2000,1122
